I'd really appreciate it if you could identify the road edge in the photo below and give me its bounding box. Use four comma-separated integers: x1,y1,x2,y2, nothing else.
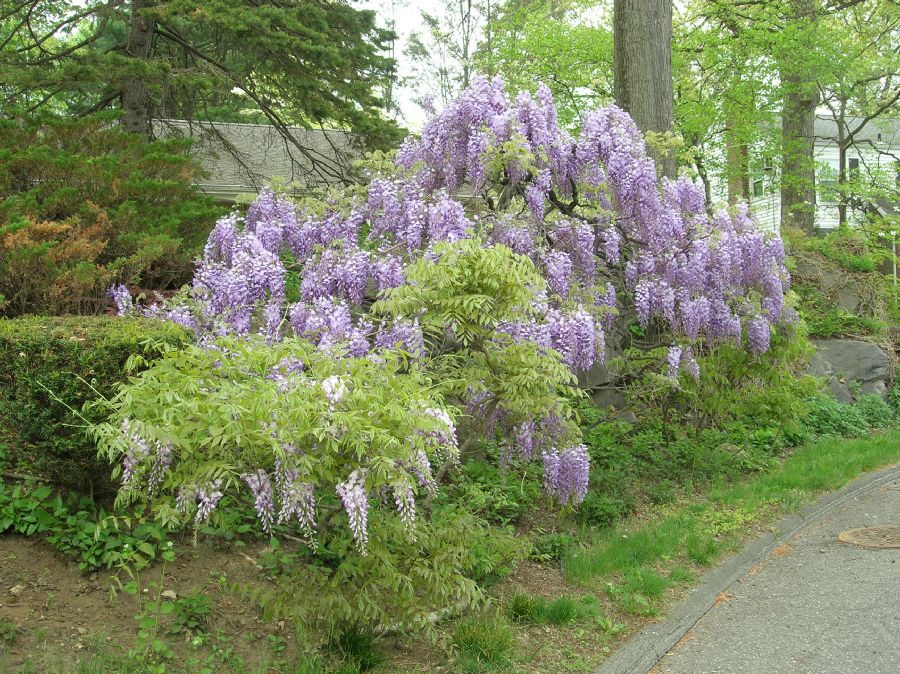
592,461,900,674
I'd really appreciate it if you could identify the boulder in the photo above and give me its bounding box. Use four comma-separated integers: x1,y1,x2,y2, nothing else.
810,339,893,400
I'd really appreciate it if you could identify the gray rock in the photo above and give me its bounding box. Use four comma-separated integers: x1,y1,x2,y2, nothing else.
836,288,861,314
827,378,853,404
590,388,627,410
861,379,888,398
810,339,893,400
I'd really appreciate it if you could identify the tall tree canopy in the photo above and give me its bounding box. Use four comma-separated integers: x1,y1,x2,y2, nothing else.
0,0,401,182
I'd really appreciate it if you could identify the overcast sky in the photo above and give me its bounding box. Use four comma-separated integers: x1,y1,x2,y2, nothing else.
359,0,452,129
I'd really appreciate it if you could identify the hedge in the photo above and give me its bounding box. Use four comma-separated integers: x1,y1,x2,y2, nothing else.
0,316,191,493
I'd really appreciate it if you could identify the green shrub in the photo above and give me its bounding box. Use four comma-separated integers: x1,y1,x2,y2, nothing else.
853,394,896,428
170,592,213,635
578,490,630,529
252,506,508,641
804,396,870,437
452,615,514,671
888,385,900,415
443,459,543,526
529,532,574,562
0,316,191,490
0,115,224,316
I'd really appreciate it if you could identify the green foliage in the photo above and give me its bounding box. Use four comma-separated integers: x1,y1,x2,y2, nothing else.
0,3,400,148
452,615,514,672
0,116,224,314
478,0,613,128
785,228,895,339
802,229,885,273
529,532,575,563
674,331,816,438
375,238,582,444
0,480,170,571
887,386,900,415
441,459,542,526
0,316,191,489
849,394,895,429
93,336,452,528
604,568,672,617
804,397,872,437
331,625,385,672
508,594,580,625
253,507,517,640
171,593,213,635
111,542,179,671
0,621,16,646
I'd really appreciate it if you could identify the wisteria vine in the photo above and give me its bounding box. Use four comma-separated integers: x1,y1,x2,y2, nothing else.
111,76,792,544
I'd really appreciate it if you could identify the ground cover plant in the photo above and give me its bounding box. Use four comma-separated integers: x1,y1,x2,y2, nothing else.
785,227,899,340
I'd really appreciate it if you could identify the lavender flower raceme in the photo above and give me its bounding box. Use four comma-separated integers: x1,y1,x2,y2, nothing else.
108,284,134,317
195,480,224,523
336,470,369,554
542,445,590,506
241,470,275,532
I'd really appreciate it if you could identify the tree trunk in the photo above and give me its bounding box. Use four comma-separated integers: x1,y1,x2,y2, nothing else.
779,0,818,233
613,0,675,178
837,134,848,228
120,0,155,138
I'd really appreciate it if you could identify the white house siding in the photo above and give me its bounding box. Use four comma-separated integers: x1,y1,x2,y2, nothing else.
738,116,900,235
750,139,893,233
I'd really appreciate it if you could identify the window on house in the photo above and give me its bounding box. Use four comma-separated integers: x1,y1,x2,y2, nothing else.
753,178,764,198
849,157,860,177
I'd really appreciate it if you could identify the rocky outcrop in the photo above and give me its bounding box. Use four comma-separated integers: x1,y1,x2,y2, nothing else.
809,339,893,401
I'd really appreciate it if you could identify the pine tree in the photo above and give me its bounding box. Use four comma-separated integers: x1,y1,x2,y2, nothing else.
0,1,401,182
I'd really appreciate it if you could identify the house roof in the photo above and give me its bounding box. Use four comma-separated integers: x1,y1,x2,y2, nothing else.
812,114,900,147
153,119,362,201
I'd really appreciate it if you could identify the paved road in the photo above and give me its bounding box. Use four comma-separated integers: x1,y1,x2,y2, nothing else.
653,476,900,674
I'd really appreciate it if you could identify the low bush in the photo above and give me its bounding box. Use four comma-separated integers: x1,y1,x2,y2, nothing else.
888,385,900,415
805,397,871,437
529,532,574,562
803,394,896,438
852,394,896,429
0,480,170,571
0,115,224,315
0,316,191,490
452,615,514,671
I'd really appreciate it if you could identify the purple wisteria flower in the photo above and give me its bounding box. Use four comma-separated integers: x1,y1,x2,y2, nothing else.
196,480,224,523
542,444,590,506
108,285,134,317
241,470,275,532
336,469,369,554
